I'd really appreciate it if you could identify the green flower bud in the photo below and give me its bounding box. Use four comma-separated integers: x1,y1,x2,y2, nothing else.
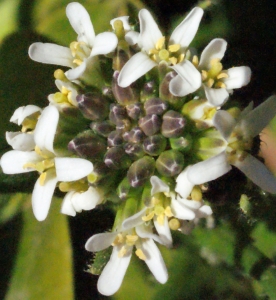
139,114,161,136
124,143,145,159
108,130,124,147
144,98,168,115
127,156,155,187
156,150,184,177
90,121,115,137
104,146,132,169
68,130,106,160
117,177,132,200
161,110,186,138
140,80,156,102
77,93,109,121
143,134,167,156
126,103,144,120
170,136,191,152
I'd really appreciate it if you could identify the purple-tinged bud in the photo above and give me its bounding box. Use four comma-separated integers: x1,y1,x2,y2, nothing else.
104,147,131,169
139,114,161,136
109,104,127,124
161,110,186,138
108,131,124,147
141,80,156,102
156,150,184,177
126,103,144,120
115,119,131,132
90,121,115,137
144,98,168,115
127,156,155,187
102,86,113,97
124,143,144,159
143,134,167,156
68,130,106,160
77,93,109,121
123,127,145,143
112,71,139,105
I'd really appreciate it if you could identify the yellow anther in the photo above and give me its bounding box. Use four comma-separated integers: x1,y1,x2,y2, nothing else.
206,78,215,88
154,205,164,216
59,182,71,192
191,186,202,201
126,234,138,246
118,246,127,258
135,248,146,260
209,58,223,78
53,92,67,103
61,86,69,95
169,56,177,65
164,206,173,217
169,218,181,230
201,70,208,81
112,233,124,246
142,211,155,222
39,172,47,186
156,36,165,50
192,55,199,67
215,81,227,89
168,44,180,52
157,213,164,225
70,41,78,55
35,146,49,159
59,180,88,192
149,49,159,55
73,58,83,66
87,173,98,183
178,53,185,63
159,49,170,61
54,69,67,81
217,72,228,79
151,196,161,205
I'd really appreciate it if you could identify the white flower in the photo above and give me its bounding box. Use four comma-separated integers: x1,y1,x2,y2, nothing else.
0,105,93,221
197,38,251,106
61,186,103,216
118,7,203,96
85,224,168,296
28,2,118,81
191,95,276,193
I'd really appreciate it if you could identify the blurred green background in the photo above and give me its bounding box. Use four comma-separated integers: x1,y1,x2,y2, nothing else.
0,0,276,299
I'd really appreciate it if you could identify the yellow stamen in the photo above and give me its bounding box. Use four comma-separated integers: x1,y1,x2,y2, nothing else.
201,70,208,81
159,49,170,61
192,55,199,67
54,69,67,81
217,72,228,79
126,234,138,246
168,44,180,52
87,172,98,183
191,186,202,201
142,211,155,222
164,206,173,217
169,57,177,65
73,59,83,66
156,36,165,50
157,213,164,225
135,248,146,260
206,78,215,88
169,218,181,230
112,233,124,246
39,172,47,186
178,53,185,63
215,81,226,89
53,92,67,103
118,246,127,258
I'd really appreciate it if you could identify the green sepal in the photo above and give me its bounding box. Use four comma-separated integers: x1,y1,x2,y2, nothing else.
88,246,113,275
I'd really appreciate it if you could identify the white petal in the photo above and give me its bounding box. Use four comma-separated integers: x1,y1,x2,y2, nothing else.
32,169,58,221
150,176,170,195
224,66,251,90
204,86,229,107
187,152,232,184
60,191,77,216
125,31,139,45
55,157,93,182
66,2,95,46
233,155,276,194
153,216,172,247
140,239,168,284
28,43,74,68
177,197,202,209
122,208,146,230
138,9,163,51
199,38,227,69
10,105,41,125
90,32,118,56
97,246,132,296
175,167,194,198
170,61,201,96
213,110,236,140
171,198,195,220
85,232,117,252
34,105,59,153
110,16,131,31
169,7,203,48
6,132,35,151
240,95,276,138
118,52,156,87
136,223,165,245
65,60,87,80
71,187,102,212
0,150,40,174
197,205,213,218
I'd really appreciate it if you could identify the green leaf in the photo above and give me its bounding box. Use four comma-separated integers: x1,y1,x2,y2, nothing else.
5,198,74,300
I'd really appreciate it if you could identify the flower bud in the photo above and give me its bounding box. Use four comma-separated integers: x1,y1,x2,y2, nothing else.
161,110,186,138
109,104,127,124
140,80,156,102
108,131,124,147
156,150,184,177
90,121,115,137
139,114,161,136
115,119,131,132
126,103,144,120
170,136,191,152
77,93,109,121
123,127,145,143
68,130,106,160
104,146,131,169
124,143,144,159
144,98,168,115
117,177,132,200
112,71,139,105
127,156,155,187
143,134,167,156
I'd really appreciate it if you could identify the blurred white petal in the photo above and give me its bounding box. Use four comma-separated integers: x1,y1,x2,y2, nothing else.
175,167,194,198
213,110,236,140
150,176,169,195
85,232,117,252
10,105,41,125
91,32,118,56
204,86,229,107
224,66,251,89
60,191,77,216
153,216,172,247
6,132,35,151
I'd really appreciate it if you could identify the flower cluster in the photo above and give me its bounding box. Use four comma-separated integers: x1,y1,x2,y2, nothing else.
1,2,276,296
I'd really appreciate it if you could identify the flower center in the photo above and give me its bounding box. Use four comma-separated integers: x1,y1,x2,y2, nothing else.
53,86,74,106
70,41,91,66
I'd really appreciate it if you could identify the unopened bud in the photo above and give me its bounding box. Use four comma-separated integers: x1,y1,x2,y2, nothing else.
109,104,127,124
126,103,144,120
123,127,145,143
170,136,191,152
124,143,144,159
117,177,132,200
104,147,131,169
90,121,115,137
143,134,167,156
108,130,124,147
141,80,156,102
68,130,106,160
139,114,161,136
144,98,168,115
127,156,155,187
156,150,184,177
77,93,109,120
161,110,186,138
115,119,131,132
